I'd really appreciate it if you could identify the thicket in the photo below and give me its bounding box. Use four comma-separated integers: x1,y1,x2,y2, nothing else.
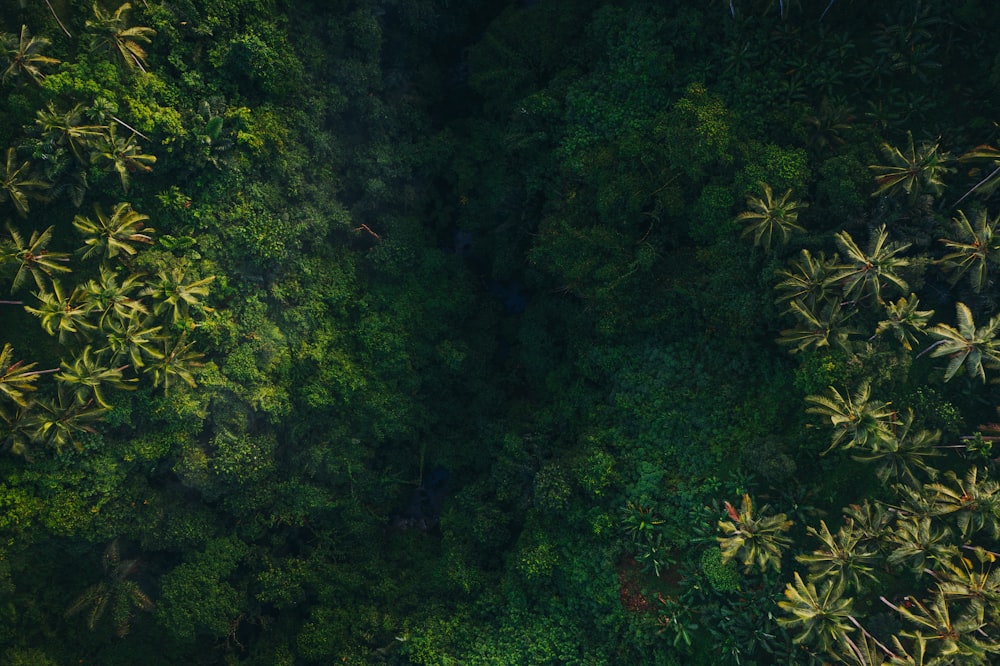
3,1,1000,664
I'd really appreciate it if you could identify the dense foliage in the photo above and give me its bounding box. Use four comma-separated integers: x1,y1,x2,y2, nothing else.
3,1,1000,664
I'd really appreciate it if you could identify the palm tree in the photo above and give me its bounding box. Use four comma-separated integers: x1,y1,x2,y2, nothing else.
886,515,957,573
73,203,154,260
777,572,857,656
147,334,202,391
35,103,108,165
875,294,934,352
55,346,136,409
79,265,147,327
141,267,214,324
925,467,1000,540
4,223,71,293
851,410,942,488
936,209,1000,294
869,131,952,200
65,538,154,637
774,249,839,310
99,312,163,370
0,401,33,456
26,390,106,451
717,494,794,573
85,2,156,73
1,25,59,85
805,381,897,455
796,520,880,593
1,147,50,216
735,182,807,252
843,501,893,545
24,281,96,344
778,298,856,353
926,302,1000,382
90,124,155,193
934,547,1000,616
0,343,40,407
881,590,1000,660
832,225,911,304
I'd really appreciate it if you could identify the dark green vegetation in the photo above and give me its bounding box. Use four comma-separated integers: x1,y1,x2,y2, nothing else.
4,0,1000,663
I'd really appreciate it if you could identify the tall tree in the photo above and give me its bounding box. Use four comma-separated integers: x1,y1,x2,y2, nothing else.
869,131,952,200
796,520,880,593
926,467,1000,540
875,293,934,352
831,225,911,304
147,333,202,391
24,280,96,344
90,125,155,193
734,181,807,252
851,410,942,487
141,267,214,324
55,346,136,409
806,381,896,454
774,248,839,310
79,265,148,327
927,302,1000,382
0,343,40,407
73,203,155,260
936,209,1000,294
0,24,59,85
777,572,858,657
717,494,794,573
1,148,49,216
2,223,71,293
85,2,156,73
65,538,155,637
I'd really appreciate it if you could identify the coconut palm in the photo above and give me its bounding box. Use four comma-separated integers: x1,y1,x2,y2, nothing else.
1,147,49,216
778,298,856,353
886,515,957,573
85,2,156,73
147,333,202,391
832,225,911,303
1,25,59,85
925,467,1000,540
777,572,857,656
26,390,106,451
796,520,880,593
0,401,33,456
24,280,96,344
90,124,155,193
0,343,40,407
4,223,71,293
141,267,214,324
73,202,154,260
869,131,952,200
735,182,808,252
774,248,839,309
806,381,897,455
79,265,147,327
926,302,1000,382
35,103,108,165
717,494,794,573
934,547,1000,616
55,346,136,409
65,538,154,637
936,209,1000,294
881,590,1000,660
843,501,894,545
875,294,934,352
851,410,942,488
99,312,163,370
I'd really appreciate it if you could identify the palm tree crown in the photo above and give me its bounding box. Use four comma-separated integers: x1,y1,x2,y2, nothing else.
735,181,807,252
